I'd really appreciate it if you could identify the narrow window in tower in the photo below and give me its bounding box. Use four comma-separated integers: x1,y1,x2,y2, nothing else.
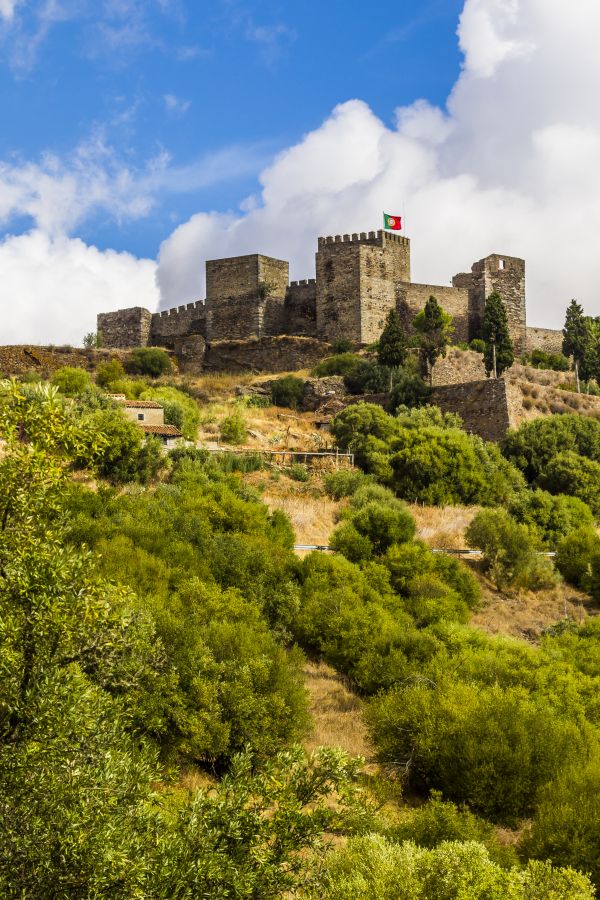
499,259,506,270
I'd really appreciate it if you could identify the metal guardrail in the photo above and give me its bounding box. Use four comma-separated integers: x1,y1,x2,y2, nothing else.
205,448,355,466
294,545,557,556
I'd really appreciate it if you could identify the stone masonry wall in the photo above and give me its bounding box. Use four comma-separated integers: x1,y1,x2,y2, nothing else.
150,301,206,349
432,379,514,442
431,348,486,386
526,327,564,355
397,284,470,343
97,307,152,349
315,231,411,344
284,280,317,336
471,254,527,354
205,294,285,342
204,336,331,373
205,254,289,342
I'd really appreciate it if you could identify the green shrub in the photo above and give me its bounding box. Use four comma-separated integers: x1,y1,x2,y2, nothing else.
503,414,600,483
344,501,416,555
220,412,248,445
539,451,600,517
75,408,162,484
508,489,594,547
271,376,305,409
315,836,595,900
96,358,126,389
528,349,571,371
469,338,485,353
312,353,361,378
51,366,91,397
329,522,374,563
344,360,390,395
288,463,310,482
387,372,431,411
127,347,172,378
323,469,372,500
554,527,600,589
365,679,590,824
330,338,353,354
466,508,557,590
521,757,600,891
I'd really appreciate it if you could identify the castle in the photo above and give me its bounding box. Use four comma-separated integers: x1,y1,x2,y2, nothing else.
97,229,562,366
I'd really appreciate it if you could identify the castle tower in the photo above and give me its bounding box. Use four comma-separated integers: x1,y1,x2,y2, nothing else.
315,230,411,344
455,254,526,354
205,253,289,342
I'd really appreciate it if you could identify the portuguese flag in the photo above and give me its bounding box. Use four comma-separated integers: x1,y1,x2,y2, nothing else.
384,212,402,231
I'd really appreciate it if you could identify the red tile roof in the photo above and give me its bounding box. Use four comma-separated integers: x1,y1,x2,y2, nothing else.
139,424,183,437
115,399,163,409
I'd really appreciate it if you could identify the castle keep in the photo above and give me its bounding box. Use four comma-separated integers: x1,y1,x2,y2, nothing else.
98,230,538,363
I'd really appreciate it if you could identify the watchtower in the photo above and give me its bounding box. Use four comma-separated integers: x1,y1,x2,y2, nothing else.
456,254,526,354
315,230,411,344
205,253,289,342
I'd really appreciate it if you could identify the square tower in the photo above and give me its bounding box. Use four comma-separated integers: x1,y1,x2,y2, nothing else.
467,254,526,354
315,231,411,344
205,253,289,342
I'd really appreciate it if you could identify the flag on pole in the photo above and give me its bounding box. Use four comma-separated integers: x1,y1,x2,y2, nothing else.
383,212,402,231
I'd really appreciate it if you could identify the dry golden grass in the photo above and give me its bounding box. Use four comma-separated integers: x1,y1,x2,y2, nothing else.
409,504,478,550
303,660,372,760
470,576,595,641
250,473,345,547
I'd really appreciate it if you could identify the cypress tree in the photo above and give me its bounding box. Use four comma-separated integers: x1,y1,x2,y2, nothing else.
413,295,454,385
378,309,408,390
483,293,514,378
562,299,589,392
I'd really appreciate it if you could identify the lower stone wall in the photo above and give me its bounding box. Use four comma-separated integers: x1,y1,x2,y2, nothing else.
526,327,563,355
431,348,486,386
397,284,470,343
432,379,513,442
97,308,152,349
285,281,317,336
204,336,331,373
206,294,286,342
151,302,206,349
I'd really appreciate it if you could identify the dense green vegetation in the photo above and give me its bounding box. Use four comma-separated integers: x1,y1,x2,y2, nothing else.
3,371,600,896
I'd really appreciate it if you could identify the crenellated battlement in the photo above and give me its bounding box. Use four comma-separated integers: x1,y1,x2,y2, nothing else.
317,229,410,249
289,278,317,287
154,299,205,319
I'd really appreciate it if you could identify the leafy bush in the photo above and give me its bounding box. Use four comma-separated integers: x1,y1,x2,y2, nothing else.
522,757,600,891
387,372,431,411
312,353,361,377
528,349,571,371
466,508,557,590
315,835,595,900
538,451,600,517
323,469,373,499
127,347,172,378
330,337,353,353
220,411,248,445
503,414,600,483
334,501,416,558
508,489,594,547
271,375,305,409
51,366,91,396
96,357,126,388
289,463,310,482
74,408,163,484
344,360,390,395
366,679,590,823
469,338,485,353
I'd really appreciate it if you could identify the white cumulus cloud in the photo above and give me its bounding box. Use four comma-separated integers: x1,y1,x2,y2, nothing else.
0,231,158,345
157,0,600,328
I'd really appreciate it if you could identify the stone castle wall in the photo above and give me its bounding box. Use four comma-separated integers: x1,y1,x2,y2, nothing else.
471,254,526,354
315,231,410,344
285,280,317,336
205,254,288,342
204,336,330,373
150,301,206,349
432,378,516,443
397,283,471,343
97,307,152,349
526,327,563,355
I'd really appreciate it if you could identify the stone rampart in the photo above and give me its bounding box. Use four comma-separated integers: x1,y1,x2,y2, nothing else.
432,379,515,442
285,280,317,336
526,327,563,355
150,301,206,349
397,284,471,343
98,307,152,349
204,336,331,373
431,348,486,386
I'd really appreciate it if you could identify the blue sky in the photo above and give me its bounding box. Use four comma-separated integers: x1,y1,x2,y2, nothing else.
2,0,600,342
1,0,464,258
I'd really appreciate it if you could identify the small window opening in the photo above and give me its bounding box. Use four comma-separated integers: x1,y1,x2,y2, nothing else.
138,413,145,421
499,259,506,270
